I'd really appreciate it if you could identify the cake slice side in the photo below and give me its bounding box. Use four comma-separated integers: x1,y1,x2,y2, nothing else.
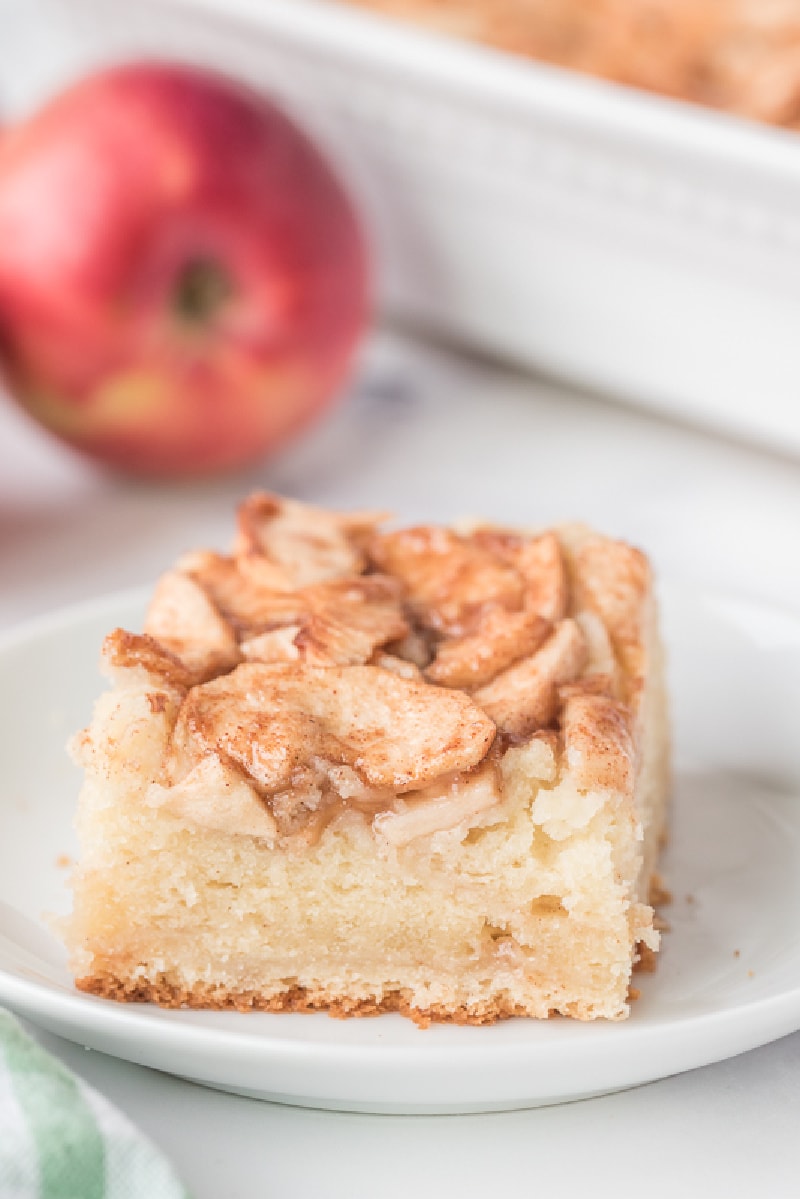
65,494,669,1023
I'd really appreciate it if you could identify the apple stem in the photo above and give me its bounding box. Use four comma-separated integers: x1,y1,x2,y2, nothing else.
175,259,231,323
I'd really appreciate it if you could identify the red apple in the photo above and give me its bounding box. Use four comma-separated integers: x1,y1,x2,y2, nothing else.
0,63,369,476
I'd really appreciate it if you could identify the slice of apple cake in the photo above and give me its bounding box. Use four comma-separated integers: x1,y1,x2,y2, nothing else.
65,492,669,1023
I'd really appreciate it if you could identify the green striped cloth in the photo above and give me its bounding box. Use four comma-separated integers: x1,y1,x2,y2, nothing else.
0,1009,190,1199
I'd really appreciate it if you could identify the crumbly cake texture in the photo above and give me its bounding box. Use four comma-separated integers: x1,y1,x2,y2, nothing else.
344,0,800,130
65,493,670,1025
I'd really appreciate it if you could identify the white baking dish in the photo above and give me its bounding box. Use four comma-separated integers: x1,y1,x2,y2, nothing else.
4,0,800,454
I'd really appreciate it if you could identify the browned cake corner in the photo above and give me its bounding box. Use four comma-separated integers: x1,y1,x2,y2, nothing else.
65,492,670,1024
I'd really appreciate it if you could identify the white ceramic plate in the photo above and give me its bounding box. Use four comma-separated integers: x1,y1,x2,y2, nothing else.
1,585,799,1113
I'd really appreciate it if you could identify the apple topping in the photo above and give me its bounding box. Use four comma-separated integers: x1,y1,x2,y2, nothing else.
368,652,423,680
472,618,588,739
177,551,300,635
384,627,433,671
171,662,496,797
573,608,621,695
515,532,570,621
236,492,389,587
101,628,194,691
147,753,278,842
373,763,502,846
472,529,568,621
369,525,524,636
560,691,635,794
108,495,654,841
179,540,408,668
570,538,650,675
425,608,551,690
144,570,240,682
290,576,408,666
240,626,301,663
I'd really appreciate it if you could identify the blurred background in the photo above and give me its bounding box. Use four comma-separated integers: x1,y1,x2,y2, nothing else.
2,0,800,630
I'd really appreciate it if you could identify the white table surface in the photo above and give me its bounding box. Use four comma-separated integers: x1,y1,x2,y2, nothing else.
2,330,799,1197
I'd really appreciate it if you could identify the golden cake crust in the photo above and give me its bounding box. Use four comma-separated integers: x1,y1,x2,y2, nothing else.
79,973,646,1026
76,973,534,1026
